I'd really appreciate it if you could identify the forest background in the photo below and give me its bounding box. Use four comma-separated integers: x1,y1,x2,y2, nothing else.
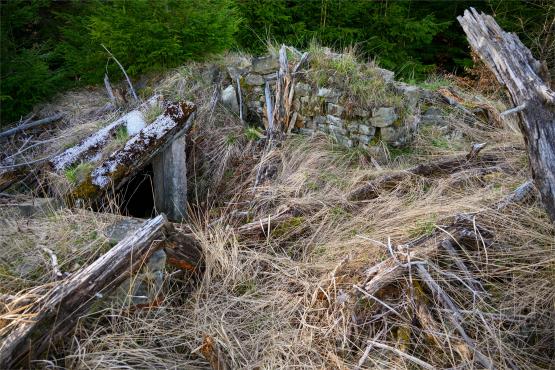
1,0,554,125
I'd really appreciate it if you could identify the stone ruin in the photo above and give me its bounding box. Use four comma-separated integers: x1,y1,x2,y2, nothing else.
220,51,431,148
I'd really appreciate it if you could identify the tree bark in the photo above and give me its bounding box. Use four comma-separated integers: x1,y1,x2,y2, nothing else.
0,215,168,368
458,8,555,222
70,101,196,201
0,214,203,368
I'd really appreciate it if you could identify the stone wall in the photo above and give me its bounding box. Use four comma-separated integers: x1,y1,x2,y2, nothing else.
221,52,428,148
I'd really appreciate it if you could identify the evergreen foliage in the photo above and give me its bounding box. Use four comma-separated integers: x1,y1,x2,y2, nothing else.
1,0,552,126
1,0,238,124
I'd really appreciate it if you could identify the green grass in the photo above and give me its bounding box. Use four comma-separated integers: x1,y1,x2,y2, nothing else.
144,105,164,124
114,125,129,143
65,162,94,185
244,126,265,141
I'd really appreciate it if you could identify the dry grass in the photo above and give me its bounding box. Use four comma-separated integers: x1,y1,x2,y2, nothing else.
0,52,553,369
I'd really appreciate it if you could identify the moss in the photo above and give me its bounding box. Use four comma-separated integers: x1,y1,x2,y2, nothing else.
272,216,305,237
408,215,437,238
65,162,94,185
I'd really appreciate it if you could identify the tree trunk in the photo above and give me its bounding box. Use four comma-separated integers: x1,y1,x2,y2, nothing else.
458,8,555,222
0,215,169,368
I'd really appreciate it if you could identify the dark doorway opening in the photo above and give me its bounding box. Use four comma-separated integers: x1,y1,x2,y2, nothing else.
117,164,156,218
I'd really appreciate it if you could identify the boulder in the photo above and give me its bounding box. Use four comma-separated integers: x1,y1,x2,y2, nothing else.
245,73,264,86
294,82,312,96
358,124,376,136
326,114,343,127
317,87,341,103
100,218,167,307
221,85,239,114
327,103,344,117
375,67,395,83
371,107,398,127
252,55,279,74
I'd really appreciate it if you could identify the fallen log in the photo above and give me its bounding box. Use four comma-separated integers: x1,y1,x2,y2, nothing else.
0,215,167,368
0,214,203,368
50,95,162,172
0,113,65,140
356,182,535,369
70,101,196,201
458,8,555,222
348,143,501,201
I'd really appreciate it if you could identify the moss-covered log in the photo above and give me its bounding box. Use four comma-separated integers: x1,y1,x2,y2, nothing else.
70,101,196,201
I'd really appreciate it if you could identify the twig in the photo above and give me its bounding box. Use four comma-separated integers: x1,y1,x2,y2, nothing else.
353,284,404,319
101,44,139,102
366,340,434,370
500,102,527,117
0,113,65,139
416,264,493,369
41,247,63,280
104,73,117,105
236,76,243,122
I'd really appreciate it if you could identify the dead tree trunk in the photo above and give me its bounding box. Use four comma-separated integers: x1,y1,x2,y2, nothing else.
458,8,555,222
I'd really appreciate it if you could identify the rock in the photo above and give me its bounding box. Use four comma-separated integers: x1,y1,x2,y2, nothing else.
327,103,344,117
394,82,421,106
294,82,312,96
326,114,343,127
375,67,395,83
317,87,341,103
336,136,353,147
371,107,398,127
353,107,370,117
421,107,443,124
380,126,405,146
0,197,62,218
358,134,373,145
358,124,376,136
221,85,239,114
252,55,279,74
245,73,264,86
100,218,167,308
313,116,326,125
110,249,166,306
299,128,315,135
328,125,347,136
317,123,330,133
103,217,145,243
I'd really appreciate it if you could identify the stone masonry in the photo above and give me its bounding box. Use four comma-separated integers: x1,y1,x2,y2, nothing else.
221,51,430,148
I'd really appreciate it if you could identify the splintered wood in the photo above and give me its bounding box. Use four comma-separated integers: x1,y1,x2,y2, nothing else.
458,8,555,222
0,214,203,368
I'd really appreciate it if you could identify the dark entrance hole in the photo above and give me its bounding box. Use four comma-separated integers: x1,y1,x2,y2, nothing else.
117,164,156,218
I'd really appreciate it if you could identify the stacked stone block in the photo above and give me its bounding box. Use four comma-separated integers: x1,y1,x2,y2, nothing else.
221,53,424,148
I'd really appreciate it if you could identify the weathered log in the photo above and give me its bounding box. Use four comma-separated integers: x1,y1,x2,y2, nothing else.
50,96,161,172
0,113,65,140
458,8,555,222
0,215,168,368
0,214,203,368
348,144,501,201
70,101,196,201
